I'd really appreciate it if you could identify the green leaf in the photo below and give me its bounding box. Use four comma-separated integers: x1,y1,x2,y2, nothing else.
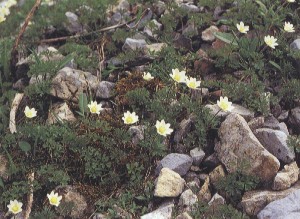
78,93,88,117
0,178,4,189
214,32,238,46
19,141,31,152
269,61,282,71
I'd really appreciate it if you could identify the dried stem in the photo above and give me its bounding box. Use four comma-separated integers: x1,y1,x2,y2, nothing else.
23,171,35,219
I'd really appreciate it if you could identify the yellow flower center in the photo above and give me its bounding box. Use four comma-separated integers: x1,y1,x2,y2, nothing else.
174,74,180,82
158,126,166,134
90,105,97,113
219,102,229,111
188,81,196,89
12,205,19,213
26,111,33,118
50,196,58,205
125,116,133,124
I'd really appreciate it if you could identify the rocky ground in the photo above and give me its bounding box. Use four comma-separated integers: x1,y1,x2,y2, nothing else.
1,0,300,218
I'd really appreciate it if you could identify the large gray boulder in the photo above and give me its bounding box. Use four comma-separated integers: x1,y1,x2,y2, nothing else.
215,114,280,182
255,128,295,163
241,181,300,216
257,189,300,219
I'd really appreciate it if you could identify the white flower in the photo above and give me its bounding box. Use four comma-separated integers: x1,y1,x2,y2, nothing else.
284,22,295,32
47,191,62,207
87,101,103,114
7,200,23,214
24,106,37,118
236,21,249,34
185,77,201,89
0,6,10,16
264,35,279,49
155,120,173,136
122,111,139,125
42,0,55,6
143,72,154,81
5,0,17,8
287,0,295,2
170,68,186,83
0,15,6,23
217,96,234,112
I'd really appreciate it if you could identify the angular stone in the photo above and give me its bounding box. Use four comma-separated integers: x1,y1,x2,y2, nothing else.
144,43,167,55
202,153,221,169
209,165,226,188
198,176,211,202
208,193,225,206
128,125,145,146
47,102,76,124
180,3,200,13
278,110,289,121
154,168,185,197
144,19,162,38
50,67,98,102
179,189,198,207
65,12,86,34
141,204,174,219
248,116,265,131
205,104,254,121
290,39,300,50
190,148,205,166
174,116,195,143
155,153,193,176
257,189,300,219
288,107,300,134
95,81,115,99
241,181,300,216
56,186,87,219
273,162,299,191
201,26,219,42
122,38,147,51
216,114,280,182
255,128,295,163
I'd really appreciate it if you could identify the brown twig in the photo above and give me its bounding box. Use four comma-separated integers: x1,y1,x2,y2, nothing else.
38,14,140,44
10,0,41,81
23,171,35,219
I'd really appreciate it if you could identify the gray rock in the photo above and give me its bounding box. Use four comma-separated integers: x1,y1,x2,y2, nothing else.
153,1,166,16
144,43,167,55
128,9,153,29
122,38,147,51
257,189,300,219
141,204,174,219
273,162,299,191
156,153,193,176
65,12,86,34
154,168,185,197
241,181,300,216
180,3,200,13
55,186,87,219
201,25,219,42
278,110,289,121
190,148,205,166
47,102,76,124
144,19,162,38
290,39,300,50
202,153,221,169
179,189,198,207
205,104,254,121
92,213,108,219
128,125,145,145
248,116,265,131
190,88,209,100
174,117,195,143
288,107,300,134
50,67,98,102
182,22,198,37
255,128,295,163
95,81,115,99
110,0,129,13
263,115,281,130
278,122,289,136
173,33,192,50
216,114,280,182
208,193,225,206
